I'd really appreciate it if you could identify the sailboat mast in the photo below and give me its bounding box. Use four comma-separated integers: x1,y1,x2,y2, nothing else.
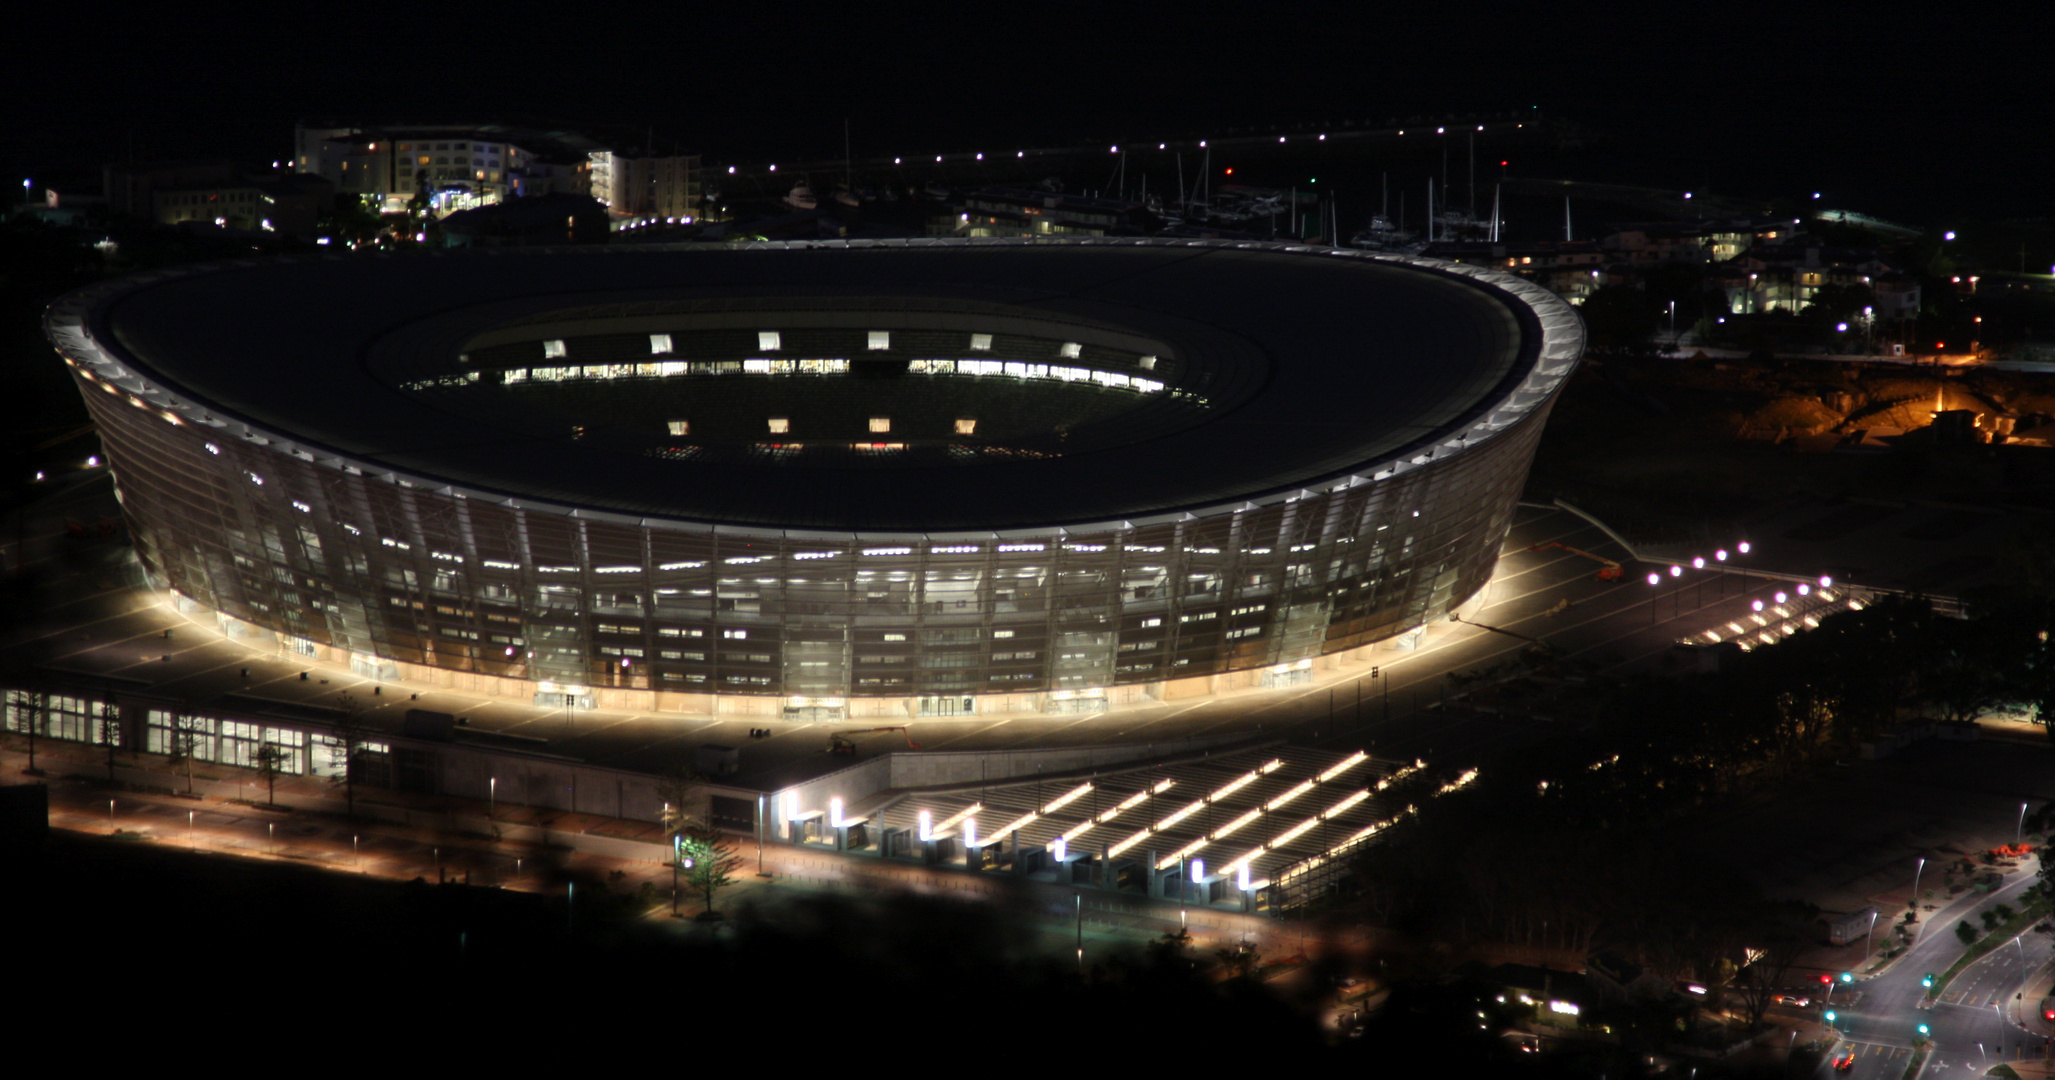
1563,197,1572,242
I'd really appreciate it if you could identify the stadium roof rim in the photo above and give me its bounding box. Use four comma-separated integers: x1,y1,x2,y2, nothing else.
46,237,1584,542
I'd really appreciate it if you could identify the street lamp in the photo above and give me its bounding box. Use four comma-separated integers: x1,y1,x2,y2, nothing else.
489,776,496,819
2019,801,2030,843
1865,909,1878,964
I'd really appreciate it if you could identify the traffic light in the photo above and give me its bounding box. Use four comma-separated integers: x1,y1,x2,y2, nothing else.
1916,1023,1930,1037
1840,972,1854,984
1922,973,1935,988
2044,1008,2054,1022
1824,1010,1837,1024
1820,974,1833,985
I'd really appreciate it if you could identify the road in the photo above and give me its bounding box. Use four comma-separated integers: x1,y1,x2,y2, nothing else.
1831,868,2049,1079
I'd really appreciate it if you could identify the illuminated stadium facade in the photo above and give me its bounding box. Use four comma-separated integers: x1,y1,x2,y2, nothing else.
48,239,1581,719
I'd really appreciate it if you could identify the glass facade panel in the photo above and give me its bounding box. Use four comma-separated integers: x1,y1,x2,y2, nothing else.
57,240,1579,705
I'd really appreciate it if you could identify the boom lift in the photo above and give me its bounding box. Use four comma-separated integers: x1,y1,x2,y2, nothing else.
1448,612,1557,658
828,727,923,755
1528,541,1624,581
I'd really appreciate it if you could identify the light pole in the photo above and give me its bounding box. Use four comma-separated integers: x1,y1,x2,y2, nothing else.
2019,801,2030,844
188,809,195,851
489,776,496,819
1076,894,1084,974
1864,909,1878,964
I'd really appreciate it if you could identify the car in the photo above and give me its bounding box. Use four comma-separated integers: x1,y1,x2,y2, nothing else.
1832,1050,1855,1072
1771,994,1810,1008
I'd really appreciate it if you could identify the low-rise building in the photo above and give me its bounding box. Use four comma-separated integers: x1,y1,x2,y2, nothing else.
150,173,335,237
934,188,1150,238
293,123,601,215
590,150,702,222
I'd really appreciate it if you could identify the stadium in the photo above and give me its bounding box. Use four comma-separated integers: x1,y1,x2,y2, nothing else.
47,238,1581,720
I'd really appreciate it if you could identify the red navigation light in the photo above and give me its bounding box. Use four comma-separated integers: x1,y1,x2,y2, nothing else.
1225,168,1235,176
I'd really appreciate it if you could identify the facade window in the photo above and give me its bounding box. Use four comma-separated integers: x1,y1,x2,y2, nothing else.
955,418,976,435
542,339,567,359
650,333,673,354
867,331,890,351
758,331,781,351
869,417,891,434
767,418,789,434
969,333,992,351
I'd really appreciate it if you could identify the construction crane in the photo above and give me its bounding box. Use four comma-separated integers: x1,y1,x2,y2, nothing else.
1528,541,1624,581
828,727,922,755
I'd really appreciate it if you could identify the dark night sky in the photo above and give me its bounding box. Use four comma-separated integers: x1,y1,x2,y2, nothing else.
3,1,2046,224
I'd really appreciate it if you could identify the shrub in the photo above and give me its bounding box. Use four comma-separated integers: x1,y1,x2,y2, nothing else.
1958,921,1980,945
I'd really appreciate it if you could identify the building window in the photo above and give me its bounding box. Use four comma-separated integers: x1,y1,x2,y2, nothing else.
954,418,977,435
767,418,790,434
667,420,689,436
758,331,781,351
542,339,567,359
869,417,891,434
867,331,890,351
650,333,673,354
1060,342,1082,359
969,333,993,351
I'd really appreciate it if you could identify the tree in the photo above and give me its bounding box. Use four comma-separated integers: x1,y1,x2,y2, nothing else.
329,692,370,819
9,690,41,774
674,822,739,917
98,698,120,783
1578,285,1660,354
253,743,285,807
1801,283,1877,328
1728,903,1814,1029
1215,941,1261,980
1957,920,1979,945
655,765,709,837
165,706,203,794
